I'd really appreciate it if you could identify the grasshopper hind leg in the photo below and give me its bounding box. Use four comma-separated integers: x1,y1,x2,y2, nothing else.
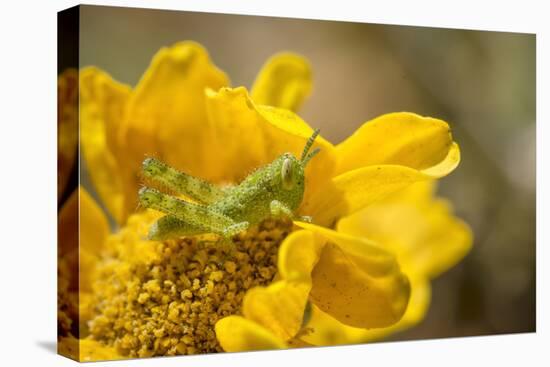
142,157,226,204
147,215,204,241
149,215,245,262
148,215,249,242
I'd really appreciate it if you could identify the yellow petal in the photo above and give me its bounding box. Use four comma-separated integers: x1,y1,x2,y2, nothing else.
79,187,110,256
215,316,287,352
296,222,410,329
59,187,109,293
79,187,110,292
80,67,131,224
301,304,368,346
119,41,229,219
383,179,437,204
372,274,432,339
421,142,460,178
338,181,473,279
58,335,124,362
243,281,311,341
58,188,79,257
305,165,435,226
243,230,324,340
204,87,337,196
251,52,312,112
302,275,431,345
277,229,325,281
124,41,228,170
58,69,79,200
335,112,459,176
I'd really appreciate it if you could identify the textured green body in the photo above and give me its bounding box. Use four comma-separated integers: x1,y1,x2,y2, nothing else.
138,129,320,241
211,153,305,225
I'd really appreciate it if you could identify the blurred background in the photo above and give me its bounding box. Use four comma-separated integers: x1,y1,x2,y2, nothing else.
78,5,536,341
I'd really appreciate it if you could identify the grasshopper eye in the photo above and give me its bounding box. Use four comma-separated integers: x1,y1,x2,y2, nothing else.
281,158,294,190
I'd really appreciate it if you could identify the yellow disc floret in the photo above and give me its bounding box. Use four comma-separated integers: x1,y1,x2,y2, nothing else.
88,211,292,357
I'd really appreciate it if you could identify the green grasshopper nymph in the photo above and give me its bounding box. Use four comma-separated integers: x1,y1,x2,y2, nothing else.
138,129,321,241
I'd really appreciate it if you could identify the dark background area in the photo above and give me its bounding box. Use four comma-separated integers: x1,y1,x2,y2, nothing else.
57,6,79,209
78,5,536,340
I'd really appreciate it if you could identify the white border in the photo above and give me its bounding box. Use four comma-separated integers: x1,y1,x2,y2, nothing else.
0,0,546,366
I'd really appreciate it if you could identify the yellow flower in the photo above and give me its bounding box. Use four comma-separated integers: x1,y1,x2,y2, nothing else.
59,41,471,359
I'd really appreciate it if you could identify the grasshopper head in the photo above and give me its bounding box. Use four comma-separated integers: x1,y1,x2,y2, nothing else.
279,153,304,191
280,128,321,190
279,128,321,189
270,129,321,211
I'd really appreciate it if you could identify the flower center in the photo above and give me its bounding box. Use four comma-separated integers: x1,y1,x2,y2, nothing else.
88,212,292,357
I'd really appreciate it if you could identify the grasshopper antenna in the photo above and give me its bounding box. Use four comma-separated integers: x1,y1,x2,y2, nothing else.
302,147,320,166
301,128,321,164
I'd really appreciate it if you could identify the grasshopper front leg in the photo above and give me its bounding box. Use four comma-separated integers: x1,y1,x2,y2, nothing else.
270,200,312,222
139,187,248,239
